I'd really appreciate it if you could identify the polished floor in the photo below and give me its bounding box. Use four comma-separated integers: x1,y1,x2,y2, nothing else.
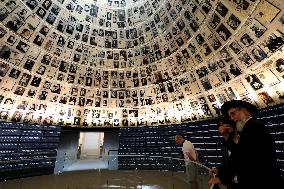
65,159,108,171
0,170,213,189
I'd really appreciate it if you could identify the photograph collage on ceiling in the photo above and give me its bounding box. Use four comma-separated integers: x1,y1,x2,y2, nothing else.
0,0,284,127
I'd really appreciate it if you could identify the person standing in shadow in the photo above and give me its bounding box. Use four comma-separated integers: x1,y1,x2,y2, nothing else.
77,144,82,160
208,100,284,189
209,117,239,189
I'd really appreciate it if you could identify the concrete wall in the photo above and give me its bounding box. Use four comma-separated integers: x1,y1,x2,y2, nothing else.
103,131,119,170
103,131,119,155
54,131,80,173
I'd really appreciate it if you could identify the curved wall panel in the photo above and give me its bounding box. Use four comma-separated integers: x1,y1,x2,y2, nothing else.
0,0,284,127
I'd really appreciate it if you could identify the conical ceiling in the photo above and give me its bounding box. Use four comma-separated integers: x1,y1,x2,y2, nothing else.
0,0,283,127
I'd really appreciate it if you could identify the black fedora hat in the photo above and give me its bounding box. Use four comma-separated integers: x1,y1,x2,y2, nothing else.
221,100,258,118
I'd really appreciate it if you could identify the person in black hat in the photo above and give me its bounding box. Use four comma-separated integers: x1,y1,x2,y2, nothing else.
209,117,238,189
209,100,284,189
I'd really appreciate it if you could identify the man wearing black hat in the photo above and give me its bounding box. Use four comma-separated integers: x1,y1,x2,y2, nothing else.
209,100,283,189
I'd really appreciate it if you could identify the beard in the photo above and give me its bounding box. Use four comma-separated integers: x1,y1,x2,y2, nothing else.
236,120,246,131
236,112,249,131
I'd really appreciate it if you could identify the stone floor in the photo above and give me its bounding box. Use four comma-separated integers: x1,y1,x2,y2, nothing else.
0,170,221,189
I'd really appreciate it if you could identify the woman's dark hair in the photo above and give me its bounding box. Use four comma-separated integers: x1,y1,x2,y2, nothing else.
217,116,236,128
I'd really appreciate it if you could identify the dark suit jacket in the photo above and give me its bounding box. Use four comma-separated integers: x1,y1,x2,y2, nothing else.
220,118,283,189
218,137,238,189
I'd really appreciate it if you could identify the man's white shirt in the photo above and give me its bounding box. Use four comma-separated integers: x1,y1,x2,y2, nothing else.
182,140,197,161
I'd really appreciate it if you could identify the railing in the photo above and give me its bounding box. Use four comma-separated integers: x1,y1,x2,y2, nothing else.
0,155,221,189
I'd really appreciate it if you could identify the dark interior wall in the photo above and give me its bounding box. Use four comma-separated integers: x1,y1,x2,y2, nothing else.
0,123,61,181
103,131,119,170
54,131,80,173
118,105,284,176
118,122,221,171
103,131,119,155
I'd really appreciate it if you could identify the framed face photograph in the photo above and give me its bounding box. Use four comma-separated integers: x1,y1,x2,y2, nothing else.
46,13,56,25
227,14,241,30
211,103,221,115
195,34,205,45
216,93,227,104
207,94,216,102
208,34,222,50
220,70,231,82
208,61,218,72
262,30,284,54
189,20,199,32
19,27,33,39
245,74,264,90
26,0,39,10
216,24,231,41
232,0,249,11
229,41,243,55
249,19,267,38
38,26,50,37
30,76,42,87
201,0,212,14
240,33,254,47
183,28,191,40
13,86,25,96
33,35,45,46
239,52,255,67
8,68,21,79
19,73,31,87
215,2,228,17
196,66,209,78
275,89,284,101
26,87,37,98
275,58,284,73
258,91,275,105
225,87,237,100
251,46,267,62
7,29,18,40
0,110,9,120
229,63,242,77
201,77,212,90
51,4,61,15
208,13,221,29
16,41,29,53
0,63,10,77
0,7,9,22
0,26,7,38
36,7,47,18
3,97,14,108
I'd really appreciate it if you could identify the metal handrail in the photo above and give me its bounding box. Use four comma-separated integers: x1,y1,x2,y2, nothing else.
1,154,211,170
